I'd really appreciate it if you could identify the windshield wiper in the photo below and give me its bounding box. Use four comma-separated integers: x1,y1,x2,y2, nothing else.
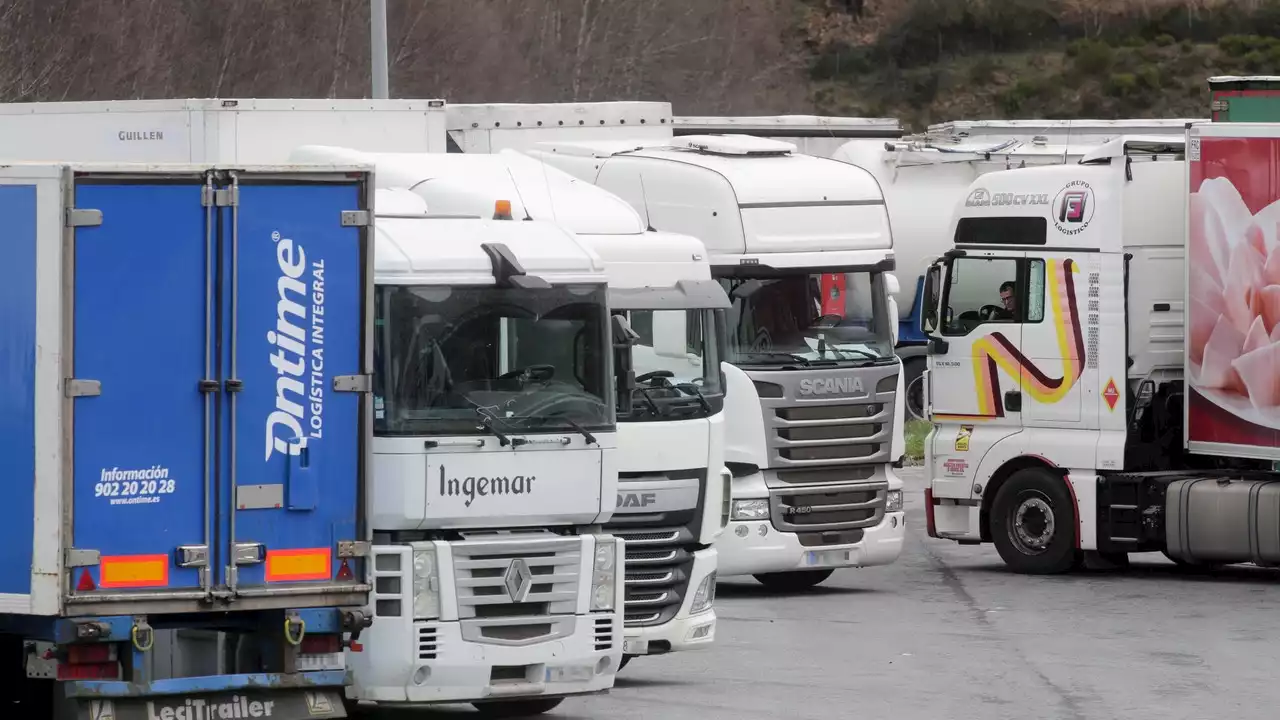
675,383,712,413
477,414,514,447
633,387,669,417
735,351,813,365
815,337,881,362
525,414,598,445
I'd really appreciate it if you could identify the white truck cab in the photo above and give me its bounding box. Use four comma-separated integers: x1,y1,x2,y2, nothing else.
291,145,728,664
352,187,627,713
918,135,1189,572
497,126,909,590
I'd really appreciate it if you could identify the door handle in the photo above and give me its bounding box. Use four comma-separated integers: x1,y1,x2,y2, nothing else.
1004,390,1022,412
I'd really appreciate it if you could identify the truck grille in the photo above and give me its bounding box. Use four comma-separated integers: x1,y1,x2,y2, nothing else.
750,366,899,469
451,535,582,620
770,482,888,533
609,527,694,628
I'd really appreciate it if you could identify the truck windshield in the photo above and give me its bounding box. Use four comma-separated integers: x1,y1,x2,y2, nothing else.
620,308,725,422
373,283,612,437
719,271,892,366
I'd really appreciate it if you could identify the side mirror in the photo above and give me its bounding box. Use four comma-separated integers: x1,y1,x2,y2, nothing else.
611,314,638,415
652,311,689,360
612,313,640,347
921,264,942,335
729,279,764,300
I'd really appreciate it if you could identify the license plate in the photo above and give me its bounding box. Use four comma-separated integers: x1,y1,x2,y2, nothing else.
805,549,850,567
623,638,647,655
546,664,594,683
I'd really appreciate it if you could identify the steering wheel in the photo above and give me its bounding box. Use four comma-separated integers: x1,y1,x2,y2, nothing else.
635,370,675,385
978,304,1004,321
498,364,555,382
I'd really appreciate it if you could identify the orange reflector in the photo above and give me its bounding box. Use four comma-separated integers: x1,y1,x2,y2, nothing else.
75,569,96,592
265,548,331,582
98,555,169,589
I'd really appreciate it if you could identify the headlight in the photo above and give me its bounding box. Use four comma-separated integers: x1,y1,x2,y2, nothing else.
886,489,903,513
411,545,440,619
591,537,617,612
731,499,769,521
594,544,615,572
690,571,716,614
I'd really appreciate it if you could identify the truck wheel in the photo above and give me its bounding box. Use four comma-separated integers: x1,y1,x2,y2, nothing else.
990,467,1079,574
904,358,926,420
752,569,834,590
472,698,565,717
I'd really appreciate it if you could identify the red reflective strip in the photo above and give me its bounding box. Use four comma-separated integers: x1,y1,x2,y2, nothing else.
98,554,169,589
265,548,331,582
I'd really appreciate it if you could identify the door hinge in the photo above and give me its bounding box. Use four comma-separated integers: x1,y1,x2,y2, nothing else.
333,374,372,393
64,548,100,568
202,186,239,207
341,210,371,227
64,379,101,398
65,208,103,228
338,541,371,558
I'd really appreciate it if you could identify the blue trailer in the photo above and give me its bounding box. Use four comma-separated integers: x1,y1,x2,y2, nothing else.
0,163,374,719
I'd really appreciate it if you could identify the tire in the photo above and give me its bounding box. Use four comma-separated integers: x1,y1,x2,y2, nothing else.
752,569,834,590
472,698,565,718
989,467,1079,574
903,358,926,420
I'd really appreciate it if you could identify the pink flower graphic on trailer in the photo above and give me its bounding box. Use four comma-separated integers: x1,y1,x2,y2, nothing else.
1189,176,1280,409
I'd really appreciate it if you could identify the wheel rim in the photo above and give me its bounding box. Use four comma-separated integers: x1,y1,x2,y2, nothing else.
1008,492,1055,555
906,375,925,419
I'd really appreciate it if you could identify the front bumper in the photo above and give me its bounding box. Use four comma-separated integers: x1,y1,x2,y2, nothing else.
717,511,905,576
623,547,717,656
348,616,620,705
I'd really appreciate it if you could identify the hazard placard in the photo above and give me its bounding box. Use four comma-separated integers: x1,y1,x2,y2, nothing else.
1103,378,1120,411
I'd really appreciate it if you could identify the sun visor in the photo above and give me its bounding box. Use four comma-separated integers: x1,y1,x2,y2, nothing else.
608,279,730,310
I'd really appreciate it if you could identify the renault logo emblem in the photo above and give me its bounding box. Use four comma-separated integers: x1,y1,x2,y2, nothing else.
503,558,533,601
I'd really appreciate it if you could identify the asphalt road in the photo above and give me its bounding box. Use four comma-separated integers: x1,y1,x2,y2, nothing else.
373,467,1280,720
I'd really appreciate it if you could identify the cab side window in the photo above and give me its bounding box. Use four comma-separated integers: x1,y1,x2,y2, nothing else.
942,257,1045,336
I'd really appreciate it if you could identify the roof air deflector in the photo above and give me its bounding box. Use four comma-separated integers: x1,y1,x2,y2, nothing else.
480,242,550,289
679,134,796,156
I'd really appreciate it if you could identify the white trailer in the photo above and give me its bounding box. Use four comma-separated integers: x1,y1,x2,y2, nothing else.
446,103,908,590
0,98,448,162
673,115,904,157
292,145,730,667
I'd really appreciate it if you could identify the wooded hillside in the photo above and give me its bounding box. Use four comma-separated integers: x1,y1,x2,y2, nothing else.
1,0,1276,129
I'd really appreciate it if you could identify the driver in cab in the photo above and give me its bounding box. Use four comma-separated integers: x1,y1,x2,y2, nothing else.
994,280,1016,321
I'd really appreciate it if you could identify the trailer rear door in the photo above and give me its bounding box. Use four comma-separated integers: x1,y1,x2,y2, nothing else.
65,168,371,614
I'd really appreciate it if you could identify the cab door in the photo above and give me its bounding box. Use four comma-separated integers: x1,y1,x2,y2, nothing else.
928,251,1027,428
1017,253,1085,426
